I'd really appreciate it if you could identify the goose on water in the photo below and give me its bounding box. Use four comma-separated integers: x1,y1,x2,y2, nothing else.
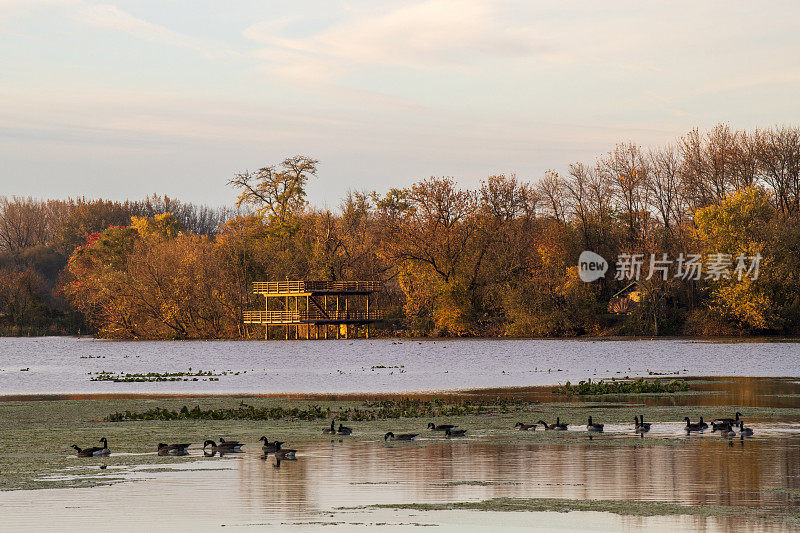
739,421,754,437
714,412,742,425
203,440,243,452
514,422,537,431
219,437,243,450
71,437,110,457
444,428,467,437
536,418,568,431
635,415,651,433
427,423,458,431
587,416,604,432
337,424,353,436
274,441,297,458
384,432,419,441
323,420,336,434
259,436,283,453
684,417,705,433
711,421,732,432
157,443,190,456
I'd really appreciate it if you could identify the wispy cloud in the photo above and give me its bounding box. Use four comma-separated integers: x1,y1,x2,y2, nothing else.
78,4,238,59
244,0,551,81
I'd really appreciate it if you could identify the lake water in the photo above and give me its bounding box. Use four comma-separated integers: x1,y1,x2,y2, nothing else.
1,337,799,395
2,337,800,531
2,426,799,532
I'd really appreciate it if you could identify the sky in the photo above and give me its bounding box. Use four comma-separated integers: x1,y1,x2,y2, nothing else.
2,1,800,208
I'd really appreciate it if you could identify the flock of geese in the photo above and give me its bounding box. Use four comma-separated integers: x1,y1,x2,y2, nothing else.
70,412,755,458
512,412,755,438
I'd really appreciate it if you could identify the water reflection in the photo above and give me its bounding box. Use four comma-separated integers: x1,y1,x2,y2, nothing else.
2,375,800,531
2,433,799,531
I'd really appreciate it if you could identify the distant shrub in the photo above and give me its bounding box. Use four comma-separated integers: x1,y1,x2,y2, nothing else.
553,378,689,396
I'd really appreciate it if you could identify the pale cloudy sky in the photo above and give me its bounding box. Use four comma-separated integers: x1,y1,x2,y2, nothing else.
2,1,799,206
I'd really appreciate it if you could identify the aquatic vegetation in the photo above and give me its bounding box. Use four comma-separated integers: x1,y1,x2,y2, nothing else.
89,370,222,382
106,403,329,422
358,497,799,523
106,397,537,422
554,378,689,396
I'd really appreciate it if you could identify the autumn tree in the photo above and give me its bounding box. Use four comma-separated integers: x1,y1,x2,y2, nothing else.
228,156,318,226
693,187,799,332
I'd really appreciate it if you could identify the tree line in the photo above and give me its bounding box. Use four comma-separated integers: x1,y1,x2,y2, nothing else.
0,195,229,335
3,124,799,338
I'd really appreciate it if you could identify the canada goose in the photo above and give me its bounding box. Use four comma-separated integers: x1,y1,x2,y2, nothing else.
384,432,419,441
635,415,651,433
274,441,297,458
258,436,283,453
739,421,754,437
699,417,708,429
536,419,566,431
157,443,190,456
714,412,742,425
219,437,243,450
444,428,467,437
203,440,243,452
427,423,458,431
711,421,732,432
514,422,537,431
337,423,353,435
719,425,737,438
684,417,704,433
72,444,102,457
71,437,110,457
322,420,335,434
587,416,604,432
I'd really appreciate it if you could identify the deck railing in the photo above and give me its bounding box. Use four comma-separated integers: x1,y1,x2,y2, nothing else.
252,281,381,294
243,310,383,324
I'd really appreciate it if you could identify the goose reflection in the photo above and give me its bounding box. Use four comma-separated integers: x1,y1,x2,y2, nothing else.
204,448,241,457
261,451,298,468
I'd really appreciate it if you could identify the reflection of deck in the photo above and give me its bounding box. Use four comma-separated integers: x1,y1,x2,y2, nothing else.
243,310,383,325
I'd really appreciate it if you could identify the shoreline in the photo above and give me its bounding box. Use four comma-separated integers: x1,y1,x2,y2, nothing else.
4,334,800,342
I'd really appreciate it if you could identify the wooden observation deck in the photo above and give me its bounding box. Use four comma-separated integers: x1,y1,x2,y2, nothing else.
244,280,382,339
